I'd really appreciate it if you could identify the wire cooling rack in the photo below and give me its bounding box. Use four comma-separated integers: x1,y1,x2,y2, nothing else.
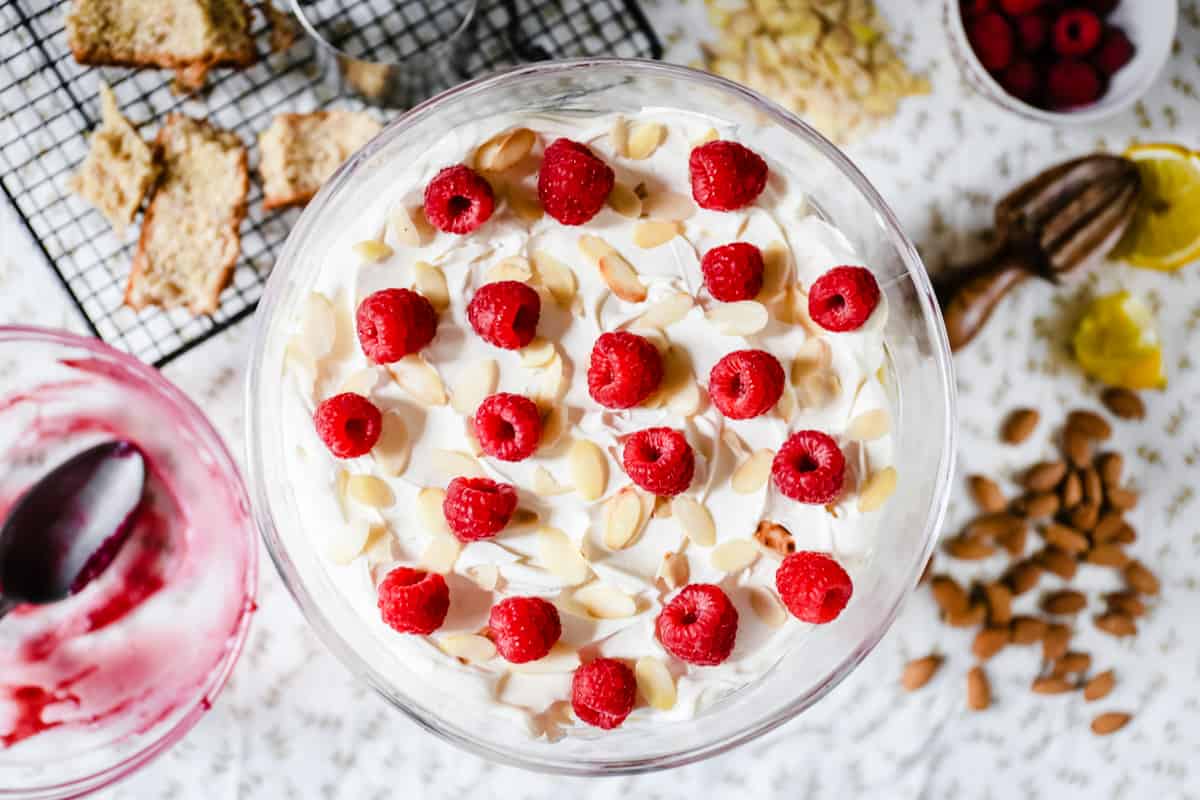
0,0,661,367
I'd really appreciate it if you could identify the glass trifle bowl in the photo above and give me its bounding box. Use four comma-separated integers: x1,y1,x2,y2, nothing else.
246,59,955,774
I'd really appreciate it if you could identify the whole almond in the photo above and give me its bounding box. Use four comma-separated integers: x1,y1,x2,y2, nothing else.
1005,560,1042,595
1085,544,1129,568
1084,669,1115,702
1063,429,1092,469
1095,612,1137,637
984,581,1013,625
1043,523,1089,554
1093,512,1125,543
901,654,944,691
1101,387,1145,420
754,519,796,557
972,627,1010,660
1032,676,1075,695
1091,711,1132,736
1112,523,1137,544
1105,591,1146,617
1124,560,1160,595
1096,451,1124,487
1016,491,1059,519
1081,467,1104,507
966,512,1024,540
1002,408,1039,444
946,603,987,628
1023,460,1067,492
1059,470,1083,509
1043,622,1070,661
1036,546,1078,580
931,575,970,616
1067,409,1112,440
1041,589,1087,615
944,535,996,560
967,666,991,710
997,525,1029,558
1011,615,1048,644
1055,651,1092,676
1069,503,1100,532
1107,487,1139,511
968,475,1006,513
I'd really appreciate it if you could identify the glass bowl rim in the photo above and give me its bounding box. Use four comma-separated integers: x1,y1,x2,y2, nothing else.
245,57,957,775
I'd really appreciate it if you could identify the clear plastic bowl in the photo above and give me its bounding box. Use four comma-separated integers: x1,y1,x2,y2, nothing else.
246,59,956,775
0,327,257,799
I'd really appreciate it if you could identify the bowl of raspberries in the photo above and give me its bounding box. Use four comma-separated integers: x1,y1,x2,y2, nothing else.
949,0,1177,122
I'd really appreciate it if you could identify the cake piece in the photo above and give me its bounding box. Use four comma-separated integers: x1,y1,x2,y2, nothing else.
126,114,247,315
69,83,159,236
65,0,256,90
258,112,382,210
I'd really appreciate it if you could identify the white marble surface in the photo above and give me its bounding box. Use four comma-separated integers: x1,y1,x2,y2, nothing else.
3,0,1200,796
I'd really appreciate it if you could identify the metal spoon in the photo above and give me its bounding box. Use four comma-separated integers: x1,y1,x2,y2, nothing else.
0,440,146,620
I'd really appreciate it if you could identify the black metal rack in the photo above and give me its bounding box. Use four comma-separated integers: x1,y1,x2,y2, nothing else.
0,0,660,366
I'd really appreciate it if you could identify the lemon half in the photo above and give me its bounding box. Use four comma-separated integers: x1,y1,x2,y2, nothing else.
1112,143,1200,272
1073,291,1166,390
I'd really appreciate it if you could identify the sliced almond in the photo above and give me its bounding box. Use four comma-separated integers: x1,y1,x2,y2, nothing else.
466,563,500,591
608,182,643,218
693,127,719,146
603,487,644,550
530,353,567,403
749,586,787,627
388,355,448,406
431,449,487,479
672,496,716,546
295,293,336,359
508,642,581,674
568,439,608,501
339,366,378,396
626,122,666,160
353,238,394,263
532,466,572,496
574,581,638,619
655,550,690,590
326,518,371,565
635,291,693,329
858,466,897,512
796,370,841,409
774,382,797,422
416,487,450,535
632,220,682,249
509,507,540,531
372,412,411,476
389,205,426,247
412,261,449,311
733,448,774,494
537,526,591,586
706,301,769,336
519,337,557,368
598,252,648,303
791,337,832,381
667,379,703,417
635,656,677,710
610,116,629,157
711,538,760,573
450,359,498,415
530,250,577,308
642,191,695,222
759,242,789,300
508,184,543,222
539,404,566,450
347,474,394,508
421,534,462,574
485,255,533,284
578,234,614,264
848,409,890,441
475,127,535,172
438,633,497,664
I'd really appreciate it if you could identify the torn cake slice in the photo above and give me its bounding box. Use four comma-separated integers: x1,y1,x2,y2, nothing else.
126,114,248,316
258,111,382,211
69,82,159,235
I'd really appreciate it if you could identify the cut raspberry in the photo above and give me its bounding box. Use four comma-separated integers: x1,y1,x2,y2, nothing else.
622,427,695,497
356,288,438,363
442,477,518,542
775,551,853,624
701,242,765,302
962,0,993,15
474,393,542,462
587,331,663,410
1052,8,1102,56
467,280,541,350
1047,59,1102,109
313,392,382,458
571,658,637,730
1000,59,1042,103
808,266,881,332
1092,26,1134,76
423,164,495,235
1015,14,1048,52
377,566,450,635
689,141,768,211
708,350,785,420
968,13,1015,72
998,0,1041,13
488,596,562,663
772,430,845,504
655,584,738,666
537,138,615,226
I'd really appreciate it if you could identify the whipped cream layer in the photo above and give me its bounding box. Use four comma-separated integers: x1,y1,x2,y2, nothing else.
278,110,894,738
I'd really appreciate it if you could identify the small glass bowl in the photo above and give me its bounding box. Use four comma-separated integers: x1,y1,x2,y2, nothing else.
0,327,257,799
246,59,956,775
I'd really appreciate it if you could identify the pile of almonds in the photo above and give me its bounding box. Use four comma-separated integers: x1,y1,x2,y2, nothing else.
903,387,1155,737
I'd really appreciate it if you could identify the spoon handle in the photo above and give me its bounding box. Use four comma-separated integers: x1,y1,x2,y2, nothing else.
934,248,1036,352
0,596,15,621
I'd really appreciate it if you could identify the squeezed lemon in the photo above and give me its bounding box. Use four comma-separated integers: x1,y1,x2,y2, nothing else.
1073,292,1166,390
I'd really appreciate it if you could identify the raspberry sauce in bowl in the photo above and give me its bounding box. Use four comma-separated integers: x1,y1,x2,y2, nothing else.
0,328,256,798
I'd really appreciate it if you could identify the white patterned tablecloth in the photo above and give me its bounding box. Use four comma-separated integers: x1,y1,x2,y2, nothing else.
2,1,1200,797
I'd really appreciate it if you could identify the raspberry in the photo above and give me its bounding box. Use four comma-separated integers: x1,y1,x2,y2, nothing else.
1047,59,1102,109
423,164,495,235
999,0,1041,13
442,477,518,542
1052,8,1102,56
1092,26,1134,76
571,658,637,730
962,0,993,15
772,430,845,504
622,427,694,496
708,350,785,420
808,266,881,332
474,393,542,462
488,596,561,663
356,288,438,363
537,138,615,226
655,584,738,666
467,280,541,350
1000,59,1042,103
1015,14,1048,52
775,551,853,624
701,242,765,302
967,13,1014,72
586,331,663,409
313,393,382,458
689,141,768,211
377,567,450,635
